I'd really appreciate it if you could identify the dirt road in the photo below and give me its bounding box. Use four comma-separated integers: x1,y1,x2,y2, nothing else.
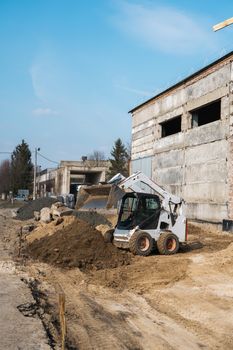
24,219,233,350
2,205,233,349
0,209,51,350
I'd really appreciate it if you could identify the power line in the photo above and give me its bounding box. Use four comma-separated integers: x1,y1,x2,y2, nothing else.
37,152,59,165
0,150,59,165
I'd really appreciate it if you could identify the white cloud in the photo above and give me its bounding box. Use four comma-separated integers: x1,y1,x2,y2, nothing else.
115,84,153,96
29,62,47,102
33,107,59,116
114,2,216,54
29,48,61,103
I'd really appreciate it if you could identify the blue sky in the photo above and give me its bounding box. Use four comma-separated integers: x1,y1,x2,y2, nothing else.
0,0,232,168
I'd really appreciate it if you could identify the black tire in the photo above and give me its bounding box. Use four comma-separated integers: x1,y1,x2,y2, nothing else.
157,232,179,255
103,229,114,243
129,231,154,256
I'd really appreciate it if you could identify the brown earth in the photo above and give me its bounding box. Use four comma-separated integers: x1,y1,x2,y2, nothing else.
25,217,131,271
7,213,233,349
25,215,75,243
25,222,233,349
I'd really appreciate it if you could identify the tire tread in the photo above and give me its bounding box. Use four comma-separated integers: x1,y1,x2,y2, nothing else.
157,232,179,255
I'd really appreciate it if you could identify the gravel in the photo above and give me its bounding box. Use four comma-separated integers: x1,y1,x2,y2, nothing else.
16,198,58,221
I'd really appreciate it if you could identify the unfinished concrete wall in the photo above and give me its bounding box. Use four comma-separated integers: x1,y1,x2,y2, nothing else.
227,62,233,219
50,161,111,196
131,56,233,223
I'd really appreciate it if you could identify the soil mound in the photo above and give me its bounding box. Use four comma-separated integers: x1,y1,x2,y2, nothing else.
74,210,110,226
26,218,131,271
16,197,58,220
26,216,76,243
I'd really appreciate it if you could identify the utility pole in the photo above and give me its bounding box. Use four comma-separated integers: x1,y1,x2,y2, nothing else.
33,147,40,200
213,17,233,32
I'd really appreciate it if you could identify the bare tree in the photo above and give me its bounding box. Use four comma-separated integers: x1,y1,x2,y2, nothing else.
0,159,11,194
88,150,106,166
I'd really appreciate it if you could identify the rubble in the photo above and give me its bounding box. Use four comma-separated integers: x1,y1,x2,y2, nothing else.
40,207,51,224
34,211,40,221
22,224,35,234
16,197,57,220
25,216,73,244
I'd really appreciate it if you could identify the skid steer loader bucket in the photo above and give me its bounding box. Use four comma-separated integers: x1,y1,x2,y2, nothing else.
106,184,125,209
76,183,125,211
75,184,121,228
75,172,127,227
76,184,112,210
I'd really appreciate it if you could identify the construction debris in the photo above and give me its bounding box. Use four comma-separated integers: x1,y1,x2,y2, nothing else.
25,216,71,244
22,224,35,234
51,202,73,218
16,197,58,221
40,207,51,224
25,217,131,270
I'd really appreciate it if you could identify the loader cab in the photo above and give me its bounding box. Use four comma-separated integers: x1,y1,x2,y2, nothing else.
117,192,161,230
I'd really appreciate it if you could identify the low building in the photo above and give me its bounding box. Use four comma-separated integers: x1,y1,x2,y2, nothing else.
37,160,110,198
36,168,57,197
130,52,233,225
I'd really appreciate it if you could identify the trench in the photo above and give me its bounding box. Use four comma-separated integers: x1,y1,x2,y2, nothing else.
19,277,57,349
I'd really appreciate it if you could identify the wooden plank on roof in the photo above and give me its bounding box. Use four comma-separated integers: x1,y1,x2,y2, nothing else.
213,17,233,31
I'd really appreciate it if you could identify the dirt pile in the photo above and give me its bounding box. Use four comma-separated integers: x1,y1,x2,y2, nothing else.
74,210,111,226
26,218,131,270
16,198,58,220
26,216,75,243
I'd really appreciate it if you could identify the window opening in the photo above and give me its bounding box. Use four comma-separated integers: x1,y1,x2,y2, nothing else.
160,116,181,138
191,100,221,128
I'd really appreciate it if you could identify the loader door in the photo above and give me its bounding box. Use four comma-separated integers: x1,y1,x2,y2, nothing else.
137,194,161,230
117,193,138,230
117,193,160,230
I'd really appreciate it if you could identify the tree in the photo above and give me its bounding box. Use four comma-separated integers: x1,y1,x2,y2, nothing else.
11,140,33,194
108,138,129,178
88,150,106,166
0,159,11,194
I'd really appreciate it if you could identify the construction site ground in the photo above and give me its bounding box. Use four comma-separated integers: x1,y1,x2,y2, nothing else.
1,204,233,349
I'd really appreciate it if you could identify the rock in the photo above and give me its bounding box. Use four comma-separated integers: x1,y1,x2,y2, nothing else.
54,217,64,226
22,224,35,234
34,211,40,221
95,224,112,235
52,207,73,218
60,208,73,217
40,207,51,223
51,202,64,211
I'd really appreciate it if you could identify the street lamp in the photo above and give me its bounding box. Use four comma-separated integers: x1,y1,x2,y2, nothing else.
33,147,40,200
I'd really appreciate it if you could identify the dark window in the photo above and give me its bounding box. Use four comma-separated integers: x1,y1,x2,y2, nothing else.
161,116,181,138
191,100,221,128
117,194,160,230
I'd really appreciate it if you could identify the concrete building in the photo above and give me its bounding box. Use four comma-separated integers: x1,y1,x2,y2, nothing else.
36,168,57,197
130,52,233,225
37,160,110,198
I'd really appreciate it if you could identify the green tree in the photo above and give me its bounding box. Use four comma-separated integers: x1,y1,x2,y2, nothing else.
0,159,11,194
11,140,33,194
108,138,129,178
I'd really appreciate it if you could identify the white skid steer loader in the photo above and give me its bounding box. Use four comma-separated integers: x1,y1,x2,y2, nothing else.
104,171,188,256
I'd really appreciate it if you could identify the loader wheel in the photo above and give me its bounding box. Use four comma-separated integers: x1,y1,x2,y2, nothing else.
103,229,114,243
129,231,153,256
157,232,179,255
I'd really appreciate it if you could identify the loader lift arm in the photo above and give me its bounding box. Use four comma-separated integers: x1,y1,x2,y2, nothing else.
117,171,183,212
106,171,187,256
